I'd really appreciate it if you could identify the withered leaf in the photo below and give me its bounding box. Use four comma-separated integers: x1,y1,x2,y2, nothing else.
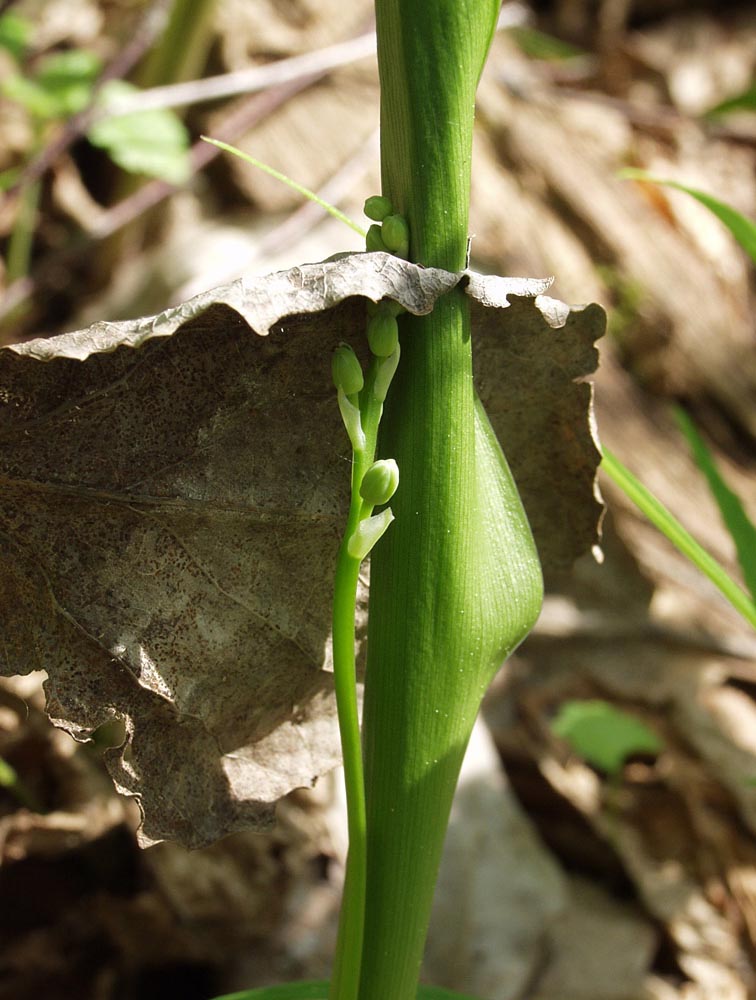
0,253,603,847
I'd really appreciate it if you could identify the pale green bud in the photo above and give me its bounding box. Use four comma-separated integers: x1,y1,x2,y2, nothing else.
359,458,399,506
347,508,395,561
364,195,393,222
367,311,399,358
366,224,390,253
331,344,364,396
381,214,409,257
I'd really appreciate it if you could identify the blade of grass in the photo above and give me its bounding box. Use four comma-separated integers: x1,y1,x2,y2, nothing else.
618,168,756,265
601,448,756,630
674,407,756,605
705,83,756,119
200,137,367,239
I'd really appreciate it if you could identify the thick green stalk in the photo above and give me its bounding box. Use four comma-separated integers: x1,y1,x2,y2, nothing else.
358,3,543,999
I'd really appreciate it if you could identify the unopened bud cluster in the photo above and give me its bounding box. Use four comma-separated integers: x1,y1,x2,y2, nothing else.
363,196,409,259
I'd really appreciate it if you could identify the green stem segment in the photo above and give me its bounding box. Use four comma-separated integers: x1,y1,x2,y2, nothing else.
355,3,543,999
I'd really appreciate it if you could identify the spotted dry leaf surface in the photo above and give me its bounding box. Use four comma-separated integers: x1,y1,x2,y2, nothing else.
0,253,603,847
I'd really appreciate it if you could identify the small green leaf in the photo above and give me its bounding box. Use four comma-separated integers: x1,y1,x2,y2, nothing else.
0,12,31,61
0,756,19,788
705,83,756,119
2,48,101,120
88,80,191,185
674,408,756,605
619,168,756,265
1,74,64,120
552,699,662,776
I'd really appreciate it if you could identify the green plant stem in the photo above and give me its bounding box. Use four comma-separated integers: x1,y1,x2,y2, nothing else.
355,3,541,999
136,0,218,87
330,527,366,1000
329,362,389,1000
6,177,40,283
602,447,756,629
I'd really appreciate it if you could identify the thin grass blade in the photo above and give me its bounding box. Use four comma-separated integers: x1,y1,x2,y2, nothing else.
674,407,756,604
601,448,756,630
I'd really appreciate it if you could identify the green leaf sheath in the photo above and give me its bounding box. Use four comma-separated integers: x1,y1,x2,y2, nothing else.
358,4,542,999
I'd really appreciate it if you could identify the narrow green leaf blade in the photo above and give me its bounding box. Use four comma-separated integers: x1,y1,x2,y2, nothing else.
619,168,756,265
705,83,756,119
552,699,661,775
602,448,756,630
674,408,756,605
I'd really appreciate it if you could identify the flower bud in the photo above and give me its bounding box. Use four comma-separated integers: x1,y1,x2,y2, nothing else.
364,195,393,222
366,223,390,253
367,311,399,358
359,459,399,506
331,344,364,396
381,214,409,257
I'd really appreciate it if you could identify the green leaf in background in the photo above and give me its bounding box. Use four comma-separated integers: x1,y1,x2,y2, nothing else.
0,166,21,193
705,83,756,119
212,984,483,1000
0,12,31,61
1,48,101,120
0,756,19,788
674,407,756,605
506,25,584,61
1,74,66,121
88,80,191,184
602,448,756,630
619,168,756,265
35,49,102,113
552,700,662,776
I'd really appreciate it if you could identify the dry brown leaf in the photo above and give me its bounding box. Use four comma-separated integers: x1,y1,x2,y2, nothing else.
0,253,603,847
